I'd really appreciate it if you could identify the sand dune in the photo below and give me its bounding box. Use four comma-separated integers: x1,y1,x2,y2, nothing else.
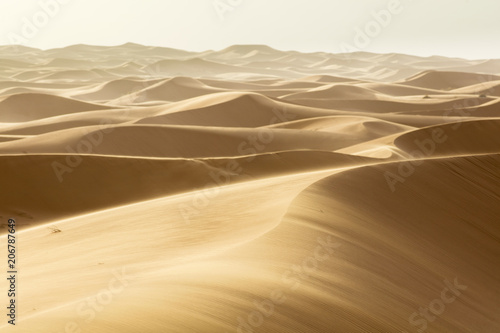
70,78,163,102
144,58,248,77
400,70,500,90
0,81,85,92
37,69,109,82
205,44,287,64
358,82,447,96
120,77,225,103
0,93,114,122
451,80,500,96
134,92,334,127
394,119,500,156
1,151,369,226
43,58,96,69
301,74,360,83
269,115,414,137
1,44,499,333
0,120,404,159
283,83,381,100
0,59,33,69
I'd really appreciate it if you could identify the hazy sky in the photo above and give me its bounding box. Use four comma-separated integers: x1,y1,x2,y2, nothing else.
0,0,499,59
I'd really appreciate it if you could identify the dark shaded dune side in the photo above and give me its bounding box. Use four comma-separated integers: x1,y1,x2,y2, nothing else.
220,153,500,332
0,151,371,228
394,119,500,157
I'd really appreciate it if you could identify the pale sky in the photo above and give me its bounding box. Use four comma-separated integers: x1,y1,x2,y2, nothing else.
0,0,499,59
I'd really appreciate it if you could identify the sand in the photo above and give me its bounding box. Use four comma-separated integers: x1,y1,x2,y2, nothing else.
0,44,499,332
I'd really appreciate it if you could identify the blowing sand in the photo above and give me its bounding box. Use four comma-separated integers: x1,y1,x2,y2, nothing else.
0,44,499,332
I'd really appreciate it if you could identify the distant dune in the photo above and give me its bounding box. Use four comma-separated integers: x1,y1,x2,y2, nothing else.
0,44,499,333
0,93,113,122
400,70,500,90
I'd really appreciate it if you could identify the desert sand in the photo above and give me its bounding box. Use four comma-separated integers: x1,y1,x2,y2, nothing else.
0,44,499,332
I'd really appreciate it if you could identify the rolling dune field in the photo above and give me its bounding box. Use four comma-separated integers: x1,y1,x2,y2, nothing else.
1,44,499,332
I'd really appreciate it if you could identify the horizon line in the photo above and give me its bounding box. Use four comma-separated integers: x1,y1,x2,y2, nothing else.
0,42,495,61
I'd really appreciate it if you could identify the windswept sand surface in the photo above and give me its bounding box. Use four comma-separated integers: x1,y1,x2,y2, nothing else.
1,44,499,332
